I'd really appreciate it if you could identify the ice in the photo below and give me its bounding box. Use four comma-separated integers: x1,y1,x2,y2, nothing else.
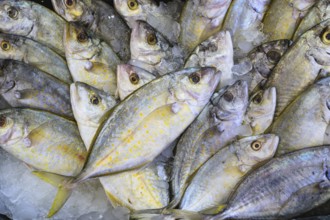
0,148,114,220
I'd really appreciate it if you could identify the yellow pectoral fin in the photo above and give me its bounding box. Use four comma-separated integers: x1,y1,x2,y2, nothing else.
200,204,227,215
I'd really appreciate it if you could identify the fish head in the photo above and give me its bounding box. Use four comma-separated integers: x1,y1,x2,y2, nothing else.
64,23,99,59
303,19,330,66
114,0,149,20
51,0,89,22
211,80,249,122
0,34,25,61
235,134,279,170
252,40,291,78
246,87,276,134
70,82,117,126
130,20,168,65
197,31,233,71
0,1,34,36
116,64,156,100
0,110,24,147
170,67,221,113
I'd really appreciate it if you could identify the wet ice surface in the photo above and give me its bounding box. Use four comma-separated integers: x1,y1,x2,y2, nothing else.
0,148,129,220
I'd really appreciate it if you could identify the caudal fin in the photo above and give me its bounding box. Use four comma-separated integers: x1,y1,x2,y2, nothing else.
32,171,75,218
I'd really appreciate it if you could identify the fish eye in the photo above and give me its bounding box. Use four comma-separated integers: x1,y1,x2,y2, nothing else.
189,73,201,84
251,141,262,151
127,0,138,10
64,0,75,8
266,50,281,64
223,91,233,102
321,29,330,45
90,95,100,105
252,92,263,104
0,115,7,128
129,72,140,85
146,33,157,45
77,31,88,43
7,7,18,19
1,41,11,51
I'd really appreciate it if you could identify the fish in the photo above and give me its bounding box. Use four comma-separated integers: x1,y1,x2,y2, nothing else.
0,108,86,176
244,87,277,135
262,0,317,41
170,80,248,208
116,64,156,101
70,82,117,150
271,77,330,156
185,31,234,88
211,146,330,220
70,81,169,211
179,0,233,55
0,33,72,84
130,20,185,76
264,19,330,117
64,23,121,96
41,67,220,217
0,60,73,118
222,0,271,57
114,0,182,43
0,0,66,56
180,134,279,212
233,40,292,94
294,0,330,40
51,0,131,61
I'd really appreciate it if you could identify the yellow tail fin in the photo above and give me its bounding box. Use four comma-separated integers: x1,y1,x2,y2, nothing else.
32,171,75,218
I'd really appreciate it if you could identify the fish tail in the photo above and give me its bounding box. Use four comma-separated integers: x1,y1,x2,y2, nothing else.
131,209,206,220
32,171,75,218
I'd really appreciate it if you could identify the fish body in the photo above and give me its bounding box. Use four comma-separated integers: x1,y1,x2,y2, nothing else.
294,0,330,40
271,77,330,155
171,80,248,207
64,23,121,96
0,108,86,176
75,67,220,183
213,146,330,220
264,19,330,117
70,82,169,210
52,0,131,61
180,134,279,212
179,0,233,54
0,33,72,83
114,0,182,43
0,60,72,118
0,0,66,56
223,0,271,57
262,0,317,41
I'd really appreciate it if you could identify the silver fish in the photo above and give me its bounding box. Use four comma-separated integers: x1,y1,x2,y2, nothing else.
0,0,66,56
171,80,248,208
212,146,330,220
0,60,72,118
0,33,72,83
51,0,131,61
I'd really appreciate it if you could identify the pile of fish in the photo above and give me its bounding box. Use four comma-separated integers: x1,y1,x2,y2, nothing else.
0,0,330,219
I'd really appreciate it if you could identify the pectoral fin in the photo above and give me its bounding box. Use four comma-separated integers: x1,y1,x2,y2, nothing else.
200,204,227,215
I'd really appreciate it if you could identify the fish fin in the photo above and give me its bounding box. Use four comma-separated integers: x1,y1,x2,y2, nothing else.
200,204,227,215
32,171,74,217
279,182,330,217
131,209,204,220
